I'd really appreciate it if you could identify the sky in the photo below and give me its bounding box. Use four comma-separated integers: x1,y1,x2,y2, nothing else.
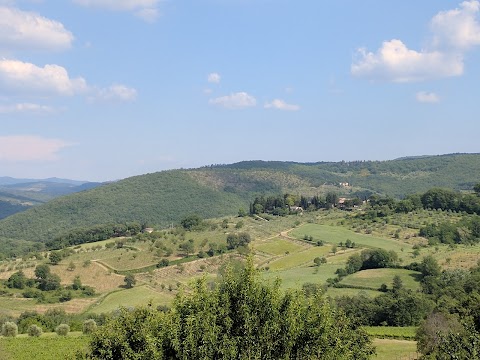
1,0,480,181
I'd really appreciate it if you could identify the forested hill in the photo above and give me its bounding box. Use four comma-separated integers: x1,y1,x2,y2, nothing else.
0,153,479,244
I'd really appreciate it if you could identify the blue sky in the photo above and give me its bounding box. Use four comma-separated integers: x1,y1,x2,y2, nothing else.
0,0,479,181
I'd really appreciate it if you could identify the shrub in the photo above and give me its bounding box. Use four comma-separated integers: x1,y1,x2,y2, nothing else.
28,324,43,337
83,319,97,334
55,323,70,336
2,322,18,337
85,258,375,359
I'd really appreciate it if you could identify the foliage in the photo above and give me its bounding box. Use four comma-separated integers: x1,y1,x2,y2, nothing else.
180,214,204,230
83,258,375,359
416,313,480,359
27,324,43,337
226,232,251,250
46,222,143,250
124,274,136,289
83,319,97,334
56,323,70,336
6,270,27,289
1,321,18,337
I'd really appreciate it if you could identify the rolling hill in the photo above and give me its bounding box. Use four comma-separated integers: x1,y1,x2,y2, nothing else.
0,153,479,246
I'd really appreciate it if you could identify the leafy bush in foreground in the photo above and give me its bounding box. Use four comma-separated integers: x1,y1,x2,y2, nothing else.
82,258,374,359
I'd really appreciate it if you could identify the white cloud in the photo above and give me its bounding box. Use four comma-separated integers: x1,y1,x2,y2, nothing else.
73,0,161,22
352,1,480,82
264,99,300,111
0,102,56,114
0,6,74,51
0,135,71,161
351,39,464,82
0,59,87,96
91,84,137,102
209,92,256,109
431,0,480,50
416,91,440,103
208,72,221,84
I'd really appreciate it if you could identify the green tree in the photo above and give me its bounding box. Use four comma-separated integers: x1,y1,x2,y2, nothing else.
474,182,480,196
326,192,339,207
392,275,403,293
124,274,136,289
84,258,375,359
226,232,251,250
83,319,97,334
28,324,43,337
41,274,61,291
6,270,27,289
420,255,442,278
346,253,363,274
34,264,50,280
180,214,203,230
49,251,62,265
1,322,18,337
72,275,82,290
55,323,70,336
179,240,195,256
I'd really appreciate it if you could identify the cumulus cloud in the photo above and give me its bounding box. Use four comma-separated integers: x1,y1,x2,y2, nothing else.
0,59,87,96
0,103,56,114
91,84,137,102
209,92,256,109
264,99,300,111
351,40,464,82
0,6,74,51
352,1,480,82
208,72,221,84
431,0,480,49
73,0,161,22
0,135,71,161
416,91,440,103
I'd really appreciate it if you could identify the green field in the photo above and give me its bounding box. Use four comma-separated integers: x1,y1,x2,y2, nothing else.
373,338,419,360
87,284,174,314
254,238,305,256
0,333,89,360
364,326,417,340
267,246,332,271
262,264,340,290
290,224,412,255
0,298,38,317
339,268,421,291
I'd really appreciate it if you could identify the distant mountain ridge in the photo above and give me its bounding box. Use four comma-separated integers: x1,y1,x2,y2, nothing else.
0,177,103,220
0,176,88,186
0,153,479,245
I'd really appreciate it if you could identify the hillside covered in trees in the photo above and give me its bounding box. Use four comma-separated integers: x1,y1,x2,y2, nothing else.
0,153,479,250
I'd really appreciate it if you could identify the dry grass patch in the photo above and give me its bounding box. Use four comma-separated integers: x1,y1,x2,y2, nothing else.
50,262,124,293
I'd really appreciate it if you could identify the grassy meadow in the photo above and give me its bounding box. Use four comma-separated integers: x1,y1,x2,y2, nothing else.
0,332,89,360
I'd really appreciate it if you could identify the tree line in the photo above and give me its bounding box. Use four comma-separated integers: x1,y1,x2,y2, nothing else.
45,222,144,250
